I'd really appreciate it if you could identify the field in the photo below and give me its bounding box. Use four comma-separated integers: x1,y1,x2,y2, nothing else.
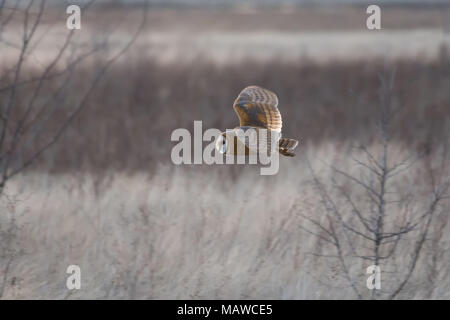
0,3,450,299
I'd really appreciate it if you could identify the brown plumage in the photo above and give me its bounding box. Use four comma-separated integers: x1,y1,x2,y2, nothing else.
278,138,298,157
233,85,282,132
216,86,299,157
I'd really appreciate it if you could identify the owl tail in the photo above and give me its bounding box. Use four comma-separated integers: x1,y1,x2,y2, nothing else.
278,138,298,157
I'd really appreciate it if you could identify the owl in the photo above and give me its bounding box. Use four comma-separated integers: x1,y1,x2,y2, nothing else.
216,86,298,157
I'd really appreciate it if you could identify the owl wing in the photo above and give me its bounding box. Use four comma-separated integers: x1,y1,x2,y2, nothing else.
234,127,281,155
233,86,282,132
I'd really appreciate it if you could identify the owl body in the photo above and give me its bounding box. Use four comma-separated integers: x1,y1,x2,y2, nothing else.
216,127,279,156
216,129,249,156
216,86,298,157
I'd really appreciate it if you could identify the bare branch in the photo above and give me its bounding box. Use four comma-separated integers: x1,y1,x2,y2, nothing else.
6,2,148,180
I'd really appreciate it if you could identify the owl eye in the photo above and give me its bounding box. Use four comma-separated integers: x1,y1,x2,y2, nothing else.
220,137,227,154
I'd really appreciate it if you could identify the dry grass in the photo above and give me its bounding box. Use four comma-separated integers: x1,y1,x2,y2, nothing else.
1,52,450,299
24,5,450,32
1,143,449,299
1,4,450,300
5,54,449,173
3,5,450,66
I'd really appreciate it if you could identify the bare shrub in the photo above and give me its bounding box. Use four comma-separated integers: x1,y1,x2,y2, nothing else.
0,0,147,298
301,71,450,299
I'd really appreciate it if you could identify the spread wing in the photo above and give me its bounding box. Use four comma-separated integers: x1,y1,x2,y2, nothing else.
234,127,281,155
233,86,282,132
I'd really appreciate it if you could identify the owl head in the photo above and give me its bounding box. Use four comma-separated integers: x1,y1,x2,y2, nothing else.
216,132,229,154
216,130,236,154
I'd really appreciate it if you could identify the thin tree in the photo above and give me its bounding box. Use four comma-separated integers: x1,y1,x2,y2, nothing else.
0,0,147,194
300,70,450,299
0,0,147,298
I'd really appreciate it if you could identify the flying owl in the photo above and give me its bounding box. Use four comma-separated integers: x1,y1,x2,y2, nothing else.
216,86,298,157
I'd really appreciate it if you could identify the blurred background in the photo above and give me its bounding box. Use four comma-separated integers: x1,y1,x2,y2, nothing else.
0,0,449,299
